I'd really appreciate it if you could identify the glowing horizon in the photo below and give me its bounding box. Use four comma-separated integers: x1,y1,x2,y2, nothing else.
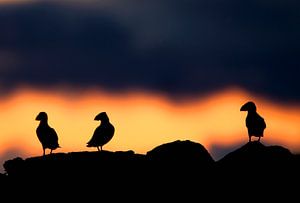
0,87,300,165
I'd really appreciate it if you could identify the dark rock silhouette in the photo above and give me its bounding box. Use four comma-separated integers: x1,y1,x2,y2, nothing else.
218,141,293,167
87,112,115,151
146,140,215,184
147,140,214,164
2,139,300,200
0,172,7,182
0,172,8,194
214,141,300,198
240,101,266,142
36,112,60,156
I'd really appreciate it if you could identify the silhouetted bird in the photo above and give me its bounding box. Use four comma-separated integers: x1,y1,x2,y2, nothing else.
36,112,60,156
240,101,266,142
87,112,115,151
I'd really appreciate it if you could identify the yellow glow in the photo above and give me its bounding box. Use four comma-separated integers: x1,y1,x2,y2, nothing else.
0,87,300,162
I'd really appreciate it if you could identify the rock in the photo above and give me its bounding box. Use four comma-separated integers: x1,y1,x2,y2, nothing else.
147,140,214,164
218,141,293,166
2,140,300,200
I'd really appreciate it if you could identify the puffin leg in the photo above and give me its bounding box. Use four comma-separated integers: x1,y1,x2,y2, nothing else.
97,146,100,151
258,136,261,142
50,149,53,154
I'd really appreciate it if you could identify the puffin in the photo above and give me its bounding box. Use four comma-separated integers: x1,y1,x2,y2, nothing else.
35,112,60,156
240,101,266,142
87,112,115,151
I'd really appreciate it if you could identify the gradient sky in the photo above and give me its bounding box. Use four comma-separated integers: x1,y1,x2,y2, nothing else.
0,0,300,171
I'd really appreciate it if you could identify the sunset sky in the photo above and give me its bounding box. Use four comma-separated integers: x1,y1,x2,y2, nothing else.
0,0,300,171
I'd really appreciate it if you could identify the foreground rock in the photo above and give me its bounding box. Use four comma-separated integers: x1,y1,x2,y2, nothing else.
2,140,300,199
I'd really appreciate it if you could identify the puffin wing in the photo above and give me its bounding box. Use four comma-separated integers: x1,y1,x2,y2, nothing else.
87,125,102,147
49,127,60,148
257,114,266,132
246,113,266,136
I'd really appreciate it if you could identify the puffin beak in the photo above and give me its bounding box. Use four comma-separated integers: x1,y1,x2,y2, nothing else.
240,105,247,111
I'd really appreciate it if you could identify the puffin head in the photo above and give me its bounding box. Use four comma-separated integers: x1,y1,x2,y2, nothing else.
240,101,257,112
36,112,48,121
94,112,109,122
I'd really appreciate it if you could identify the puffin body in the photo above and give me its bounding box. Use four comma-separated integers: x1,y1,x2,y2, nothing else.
240,101,266,142
87,112,115,151
36,112,60,156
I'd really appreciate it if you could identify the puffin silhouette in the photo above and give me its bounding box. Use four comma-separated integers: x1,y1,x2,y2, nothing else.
35,112,60,156
87,112,115,151
240,101,266,142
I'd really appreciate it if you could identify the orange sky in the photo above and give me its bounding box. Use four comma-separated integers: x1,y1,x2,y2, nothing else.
0,87,300,167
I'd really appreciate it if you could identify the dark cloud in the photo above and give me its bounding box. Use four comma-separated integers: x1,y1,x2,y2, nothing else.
0,1,300,102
